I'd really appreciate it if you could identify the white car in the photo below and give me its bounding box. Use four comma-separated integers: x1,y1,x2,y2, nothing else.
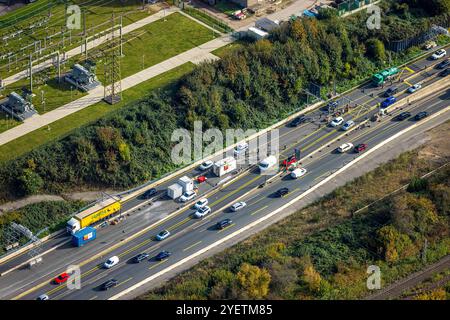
199,160,213,171
342,120,355,131
423,41,437,50
330,116,344,127
407,83,422,93
104,256,119,269
194,206,211,218
291,167,307,179
431,49,446,60
233,142,249,156
156,229,170,241
180,190,196,202
337,143,354,153
230,201,247,212
194,198,208,209
37,294,49,300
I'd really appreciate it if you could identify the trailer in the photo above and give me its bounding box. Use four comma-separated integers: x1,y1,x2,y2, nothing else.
66,197,121,234
167,183,183,199
213,157,237,177
72,227,97,247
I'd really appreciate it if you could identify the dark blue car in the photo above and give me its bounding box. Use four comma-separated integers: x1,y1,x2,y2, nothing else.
155,251,171,261
381,96,396,109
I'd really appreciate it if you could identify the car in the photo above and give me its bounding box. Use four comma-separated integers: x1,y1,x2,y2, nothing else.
216,218,233,230
330,116,344,127
275,187,289,197
395,112,411,121
291,167,307,179
133,253,150,263
384,87,398,97
36,294,49,300
423,41,437,50
142,188,157,199
407,83,422,93
282,154,297,167
436,59,450,69
101,279,118,291
234,142,248,156
439,68,450,77
230,201,247,212
179,190,196,202
104,256,119,269
414,111,428,120
54,272,70,284
199,160,213,171
337,142,354,153
342,120,355,131
381,96,396,109
289,115,307,127
431,49,446,60
155,250,171,261
322,100,338,112
354,143,368,153
194,198,208,209
194,206,211,218
155,230,170,241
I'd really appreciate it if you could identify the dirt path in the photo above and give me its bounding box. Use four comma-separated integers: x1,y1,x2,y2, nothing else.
0,189,122,214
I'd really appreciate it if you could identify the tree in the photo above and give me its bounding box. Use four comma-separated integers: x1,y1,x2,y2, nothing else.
236,263,271,299
302,263,322,292
18,168,44,195
366,38,386,63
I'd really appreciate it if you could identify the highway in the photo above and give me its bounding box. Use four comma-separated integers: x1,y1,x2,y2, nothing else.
0,48,449,300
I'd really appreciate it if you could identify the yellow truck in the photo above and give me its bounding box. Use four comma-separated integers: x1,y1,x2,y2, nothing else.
66,197,121,234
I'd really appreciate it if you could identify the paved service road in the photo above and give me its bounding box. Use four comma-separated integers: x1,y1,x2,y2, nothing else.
0,47,449,299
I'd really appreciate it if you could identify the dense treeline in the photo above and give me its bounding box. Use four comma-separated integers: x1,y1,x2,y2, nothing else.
138,151,450,300
0,0,448,202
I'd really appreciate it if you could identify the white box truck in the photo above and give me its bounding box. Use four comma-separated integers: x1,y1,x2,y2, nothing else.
167,183,183,199
213,157,237,177
259,155,278,173
178,176,194,193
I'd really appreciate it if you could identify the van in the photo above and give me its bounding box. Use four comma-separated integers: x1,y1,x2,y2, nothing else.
258,155,278,172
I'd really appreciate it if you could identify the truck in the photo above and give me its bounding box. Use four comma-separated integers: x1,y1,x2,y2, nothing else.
372,67,399,86
72,227,97,247
213,157,237,177
178,176,194,193
259,155,278,173
66,197,121,234
167,183,183,199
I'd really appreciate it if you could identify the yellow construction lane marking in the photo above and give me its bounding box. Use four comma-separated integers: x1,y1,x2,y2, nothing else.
89,295,97,300
148,259,167,270
217,223,235,233
404,66,415,74
404,80,413,87
116,277,133,288
183,241,202,252
250,205,268,216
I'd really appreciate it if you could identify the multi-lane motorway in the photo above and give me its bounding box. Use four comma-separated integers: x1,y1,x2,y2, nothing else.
0,47,449,300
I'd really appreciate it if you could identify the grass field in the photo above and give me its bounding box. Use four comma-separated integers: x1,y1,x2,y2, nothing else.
211,40,245,58
0,62,195,163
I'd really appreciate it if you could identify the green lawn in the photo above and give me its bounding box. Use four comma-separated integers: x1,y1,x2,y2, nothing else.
0,112,20,134
211,40,245,58
0,62,195,163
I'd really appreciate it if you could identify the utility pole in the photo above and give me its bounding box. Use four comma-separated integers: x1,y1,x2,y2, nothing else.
103,12,122,105
41,90,45,114
422,238,428,264
29,54,33,93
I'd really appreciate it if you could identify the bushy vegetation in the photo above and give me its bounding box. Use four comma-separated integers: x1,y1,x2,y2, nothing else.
138,149,450,300
0,200,85,255
0,0,448,203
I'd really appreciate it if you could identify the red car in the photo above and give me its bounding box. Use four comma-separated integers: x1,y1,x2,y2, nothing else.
197,175,207,183
354,143,368,153
54,272,70,284
282,155,297,167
